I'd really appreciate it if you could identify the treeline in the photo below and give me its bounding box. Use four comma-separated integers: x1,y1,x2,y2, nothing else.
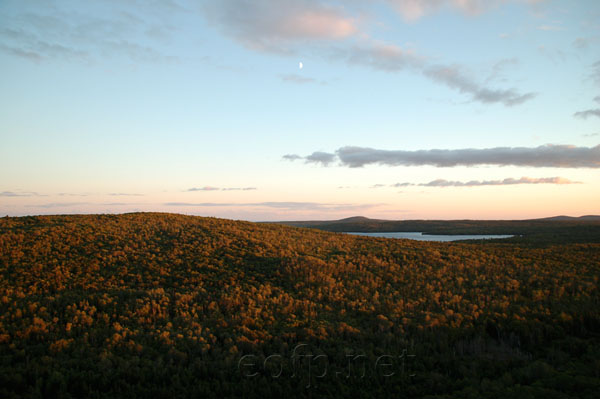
0,213,599,398
280,217,600,245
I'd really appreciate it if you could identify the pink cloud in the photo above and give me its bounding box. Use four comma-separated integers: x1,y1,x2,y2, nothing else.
388,0,546,21
204,0,358,53
281,10,358,39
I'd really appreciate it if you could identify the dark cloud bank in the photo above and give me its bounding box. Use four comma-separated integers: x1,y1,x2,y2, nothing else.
285,144,600,168
393,176,579,188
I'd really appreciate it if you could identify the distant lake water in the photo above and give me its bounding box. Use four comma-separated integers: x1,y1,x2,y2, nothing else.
346,232,514,242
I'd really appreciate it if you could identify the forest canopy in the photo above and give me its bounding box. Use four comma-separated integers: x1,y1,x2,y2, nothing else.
0,213,598,398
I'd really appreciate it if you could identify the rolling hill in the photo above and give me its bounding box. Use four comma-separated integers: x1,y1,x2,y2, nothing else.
0,213,599,398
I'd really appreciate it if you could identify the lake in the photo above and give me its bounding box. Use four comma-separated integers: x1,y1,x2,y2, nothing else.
345,232,514,242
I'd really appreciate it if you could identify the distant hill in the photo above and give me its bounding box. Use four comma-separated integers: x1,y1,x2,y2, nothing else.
537,215,600,222
278,215,600,244
282,215,600,225
336,216,380,223
287,216,385,228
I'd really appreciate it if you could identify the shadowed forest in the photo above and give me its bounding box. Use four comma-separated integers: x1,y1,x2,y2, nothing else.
0,213,599,398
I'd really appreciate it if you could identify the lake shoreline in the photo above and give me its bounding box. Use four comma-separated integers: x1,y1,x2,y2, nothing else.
344,231,515,242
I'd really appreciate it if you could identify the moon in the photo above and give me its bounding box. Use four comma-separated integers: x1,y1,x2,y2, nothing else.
299,61,303,70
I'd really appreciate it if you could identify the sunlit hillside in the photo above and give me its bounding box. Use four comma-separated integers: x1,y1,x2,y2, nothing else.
1,213,599,398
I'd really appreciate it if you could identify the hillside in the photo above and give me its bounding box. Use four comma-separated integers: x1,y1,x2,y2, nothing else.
1,213,599,398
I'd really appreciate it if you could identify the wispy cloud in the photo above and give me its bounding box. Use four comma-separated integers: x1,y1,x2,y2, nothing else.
0,3,179,64
332,41,535,106
537,25,564,31
393,176,579,187
57,193,89,197
3,1,537,107
27,202,89,209
592,60,600,85
187,186,257,191
388,0,547,21
574,95,600,120
424,64,536,106
282,154,303,161
340,41,424,72
205,1,536,107
164,201,381,212
109,193,144,196
283,152,336,166
26,202,140,209
574,109,600,119
187,186,220,192
574,64,600,118
486,57,518,83
286,144,600,168
573,37,590,50
280,74,319,84
305,151,337,166
0,191,43,197
2,191,96,197
537,45,566,64
0,42,43,62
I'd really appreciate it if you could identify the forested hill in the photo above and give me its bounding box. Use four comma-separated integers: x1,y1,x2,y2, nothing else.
1,213,599,398
278,216,600,244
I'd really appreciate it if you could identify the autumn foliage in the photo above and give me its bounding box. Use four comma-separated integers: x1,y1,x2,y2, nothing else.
0,213,598,398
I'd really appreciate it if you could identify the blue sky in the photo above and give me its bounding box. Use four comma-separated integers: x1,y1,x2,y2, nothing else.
1,0,599,220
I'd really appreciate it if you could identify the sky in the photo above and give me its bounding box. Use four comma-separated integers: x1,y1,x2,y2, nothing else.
1,0,599,221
